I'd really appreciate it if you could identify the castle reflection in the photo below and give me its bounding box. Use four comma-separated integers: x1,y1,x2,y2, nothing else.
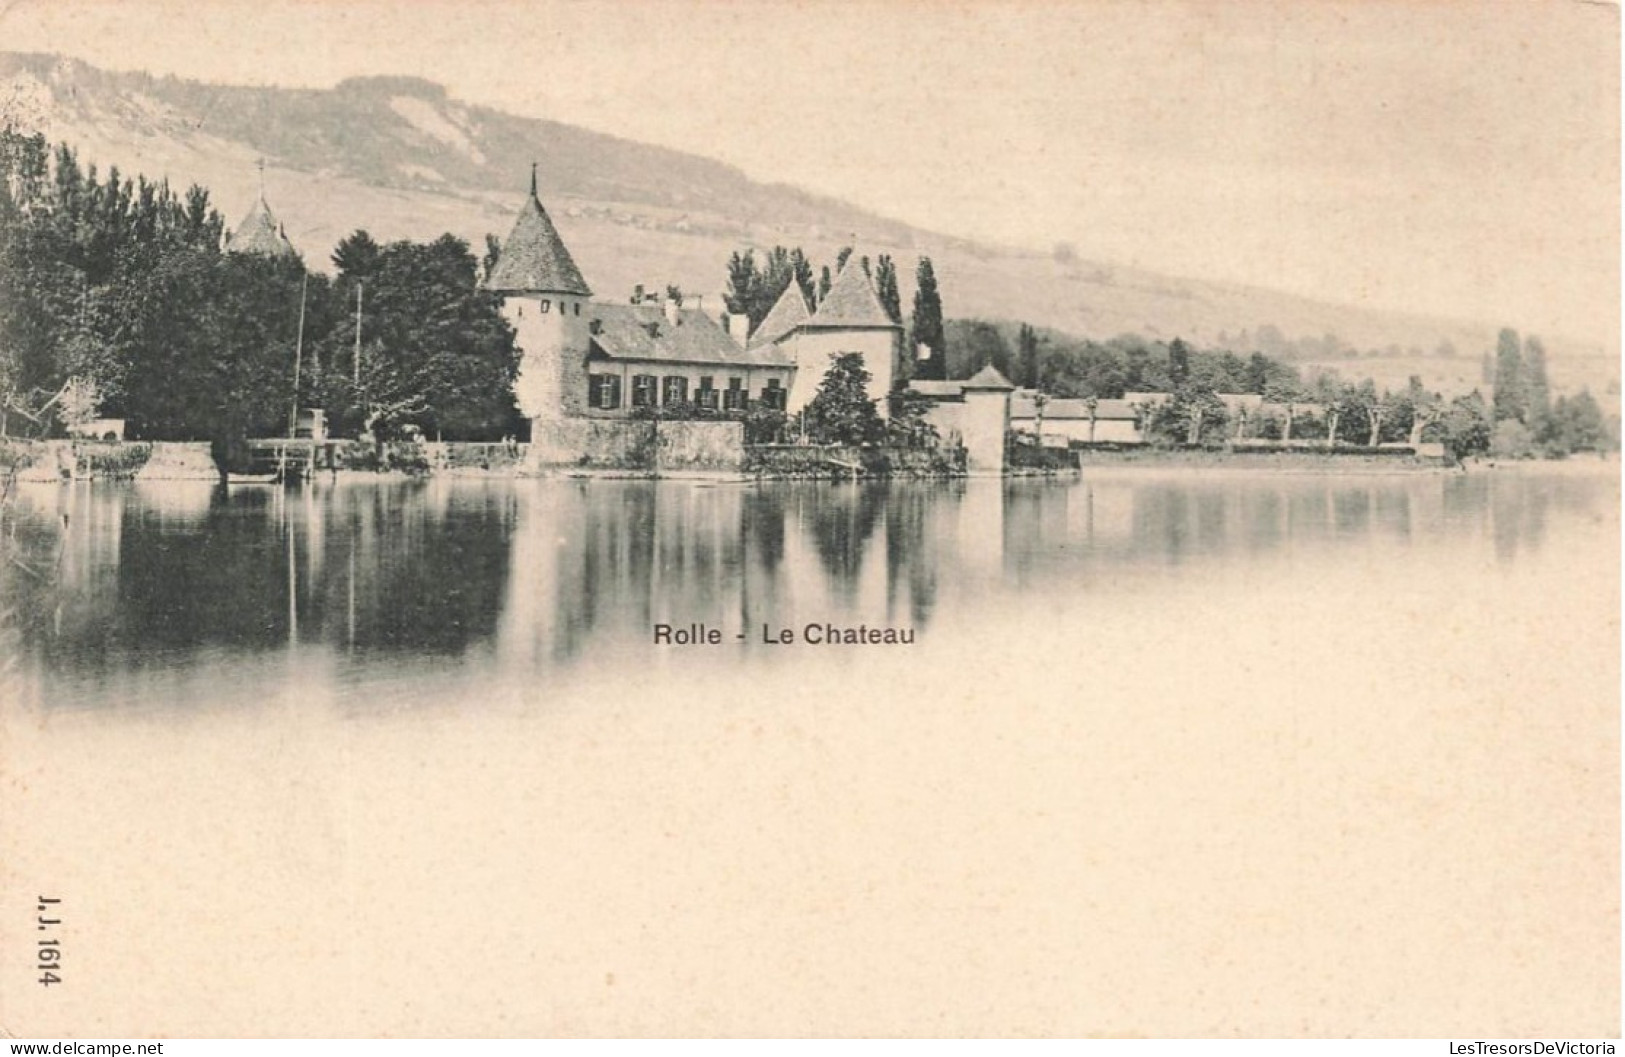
0,467,1606,707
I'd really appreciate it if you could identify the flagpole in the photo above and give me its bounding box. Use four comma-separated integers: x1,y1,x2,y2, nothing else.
353,281,363,386
290,271,308,437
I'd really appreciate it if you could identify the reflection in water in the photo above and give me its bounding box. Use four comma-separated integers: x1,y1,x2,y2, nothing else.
1,468,1612,706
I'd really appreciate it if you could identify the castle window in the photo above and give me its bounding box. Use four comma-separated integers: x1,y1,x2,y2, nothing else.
631,374,657,408
723,376,745,411
662,376,688,406
697,377,718,410
589,374,622,410
540,299,551,314
761,378,786,411
574,302,581,316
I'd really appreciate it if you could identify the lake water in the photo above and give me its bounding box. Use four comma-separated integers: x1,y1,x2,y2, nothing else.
0,466,1617,1036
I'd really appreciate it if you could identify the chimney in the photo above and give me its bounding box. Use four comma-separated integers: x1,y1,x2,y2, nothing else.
663,294,681,327
728,313,751,347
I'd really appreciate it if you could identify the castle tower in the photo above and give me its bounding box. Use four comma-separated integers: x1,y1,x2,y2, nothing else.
779,257,901,413
484,165,593,420
226,193,297,258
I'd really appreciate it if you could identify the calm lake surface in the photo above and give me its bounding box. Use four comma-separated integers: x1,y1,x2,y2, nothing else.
1,466,1618,1036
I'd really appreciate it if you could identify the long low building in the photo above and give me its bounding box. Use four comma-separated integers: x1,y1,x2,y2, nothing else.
1008,391,1145,444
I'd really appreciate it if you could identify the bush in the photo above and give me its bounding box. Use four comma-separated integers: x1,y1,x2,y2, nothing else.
1489,419,1538,459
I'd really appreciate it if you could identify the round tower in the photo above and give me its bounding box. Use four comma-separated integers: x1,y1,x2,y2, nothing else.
484,165,593,421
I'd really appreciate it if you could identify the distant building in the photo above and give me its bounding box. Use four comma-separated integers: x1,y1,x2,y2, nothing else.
1009,390,1143,445
225,192,297,258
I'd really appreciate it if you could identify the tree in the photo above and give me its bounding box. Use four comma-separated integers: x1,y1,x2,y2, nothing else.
1539,389,1608,454
886,385,939,448
1524,335,1551,419
909,257,945,380
789,248,815,307
803,352,884,446
723,245,810,330
1168,337,1191,386
1365,397,1388,446
818,265,832,304
724,249,759,319
873,254,901,324
480,234,501,281
333,229,383,278
1244,352,1271,394
1490,418,1538,459
1017,323,1041,390
1439,390,1493,460
327,234,519,440
1143,385,1225,446
57,375,102,428
944,320,1010,380
1492,327,1526,422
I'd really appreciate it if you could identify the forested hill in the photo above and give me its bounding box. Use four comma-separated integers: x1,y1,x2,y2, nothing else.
1,51,1613,398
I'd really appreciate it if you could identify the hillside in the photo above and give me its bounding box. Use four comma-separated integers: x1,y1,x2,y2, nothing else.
1,51,1614,398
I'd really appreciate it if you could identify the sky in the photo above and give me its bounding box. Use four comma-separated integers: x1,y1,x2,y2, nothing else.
1,0,1619,347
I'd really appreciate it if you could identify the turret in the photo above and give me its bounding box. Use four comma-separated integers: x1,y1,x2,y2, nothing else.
484,165,593,420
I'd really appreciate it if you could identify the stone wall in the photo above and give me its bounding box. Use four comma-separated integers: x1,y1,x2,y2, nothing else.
744,444,965,478
524,418,745,472
3,439,205,481
529,418,657,470
134,442,216,480
654,420,745,471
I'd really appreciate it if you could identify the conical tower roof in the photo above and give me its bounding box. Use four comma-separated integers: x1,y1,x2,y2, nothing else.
749,278,811,347
228,196,296,258
485,168,591,297
805,258,898,329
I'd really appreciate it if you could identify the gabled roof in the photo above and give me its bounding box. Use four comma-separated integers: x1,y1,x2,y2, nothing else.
803,260,899,330
749,280,811,348
484,181,592,297
588,303,793,368
227,197,296,258
908,365,1015,400
961,364,1014,390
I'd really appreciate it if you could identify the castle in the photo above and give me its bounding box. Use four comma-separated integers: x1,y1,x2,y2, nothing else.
230,170,1013,471
482,170,903,426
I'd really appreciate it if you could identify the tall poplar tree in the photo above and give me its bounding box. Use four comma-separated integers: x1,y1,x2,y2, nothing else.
1492,327,1526,422
873,254,901,324
909,256,945,380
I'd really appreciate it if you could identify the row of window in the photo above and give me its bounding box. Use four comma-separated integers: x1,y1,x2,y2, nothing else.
515,300,582,317
589,374,786,411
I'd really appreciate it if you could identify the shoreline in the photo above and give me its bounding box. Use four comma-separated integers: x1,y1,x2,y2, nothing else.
3,437,1616,485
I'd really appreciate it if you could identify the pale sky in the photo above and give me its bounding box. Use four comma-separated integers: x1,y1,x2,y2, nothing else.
2,0,1619,347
